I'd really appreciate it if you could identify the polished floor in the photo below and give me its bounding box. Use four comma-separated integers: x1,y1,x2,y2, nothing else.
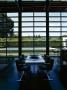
0,57,65,90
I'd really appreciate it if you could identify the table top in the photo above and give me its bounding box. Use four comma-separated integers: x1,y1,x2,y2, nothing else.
25,55,45,64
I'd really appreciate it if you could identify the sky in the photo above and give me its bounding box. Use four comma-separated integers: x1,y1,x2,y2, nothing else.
7,12,67,36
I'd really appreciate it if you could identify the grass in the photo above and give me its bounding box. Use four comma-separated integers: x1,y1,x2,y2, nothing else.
0,36,62,56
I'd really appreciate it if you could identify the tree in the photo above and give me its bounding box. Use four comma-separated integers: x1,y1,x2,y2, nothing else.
0,13,14,37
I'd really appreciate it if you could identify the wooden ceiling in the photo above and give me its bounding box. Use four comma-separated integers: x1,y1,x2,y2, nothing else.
0,1,67,12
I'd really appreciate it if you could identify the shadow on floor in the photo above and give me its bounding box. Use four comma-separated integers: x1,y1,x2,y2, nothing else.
0,56,65,90
19,71,51,90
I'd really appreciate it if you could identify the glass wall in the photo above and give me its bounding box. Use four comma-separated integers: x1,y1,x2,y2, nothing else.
49,12,61,56
61,12,67,48
0,0,16,1
0,12,67,57
7,13,18,57
49,12,67,56
50,0,67,1
22,0,46,1
0,13,18,57
22,12,46,55
22,0,67,1
0,14,6,56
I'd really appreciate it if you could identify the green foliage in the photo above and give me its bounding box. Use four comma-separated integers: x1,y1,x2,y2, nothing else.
50,40,61,48
0,36,62,48
0,13,14,37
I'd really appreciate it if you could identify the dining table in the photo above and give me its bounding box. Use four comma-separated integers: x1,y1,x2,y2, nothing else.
25,55,45,74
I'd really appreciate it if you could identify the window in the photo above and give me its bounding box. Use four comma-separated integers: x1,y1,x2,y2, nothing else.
49,12,67,56
0,13,18,57
49,12,61,56
22,12,46,55
0,0,16,1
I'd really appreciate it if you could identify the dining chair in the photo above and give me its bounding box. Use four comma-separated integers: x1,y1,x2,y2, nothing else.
45,56,54,72
39,55,54,73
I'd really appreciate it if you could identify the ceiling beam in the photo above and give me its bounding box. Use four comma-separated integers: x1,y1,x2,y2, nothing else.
0,1,67,12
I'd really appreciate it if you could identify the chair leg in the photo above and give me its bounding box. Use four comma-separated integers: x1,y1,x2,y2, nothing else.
45,70,53,81
17,71,24,82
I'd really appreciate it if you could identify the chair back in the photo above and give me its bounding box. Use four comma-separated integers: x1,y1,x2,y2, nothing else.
45,56,54,72
16,55,25,72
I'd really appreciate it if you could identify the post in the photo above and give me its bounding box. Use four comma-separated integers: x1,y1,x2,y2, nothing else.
46,0,49,55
